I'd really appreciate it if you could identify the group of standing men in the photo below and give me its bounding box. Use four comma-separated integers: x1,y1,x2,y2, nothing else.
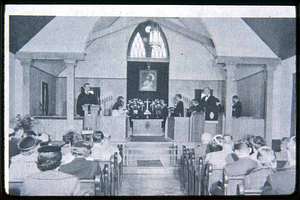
76,83,242,120
173,87,242,119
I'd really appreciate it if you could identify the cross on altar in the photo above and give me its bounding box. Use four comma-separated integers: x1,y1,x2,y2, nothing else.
144,99,151,118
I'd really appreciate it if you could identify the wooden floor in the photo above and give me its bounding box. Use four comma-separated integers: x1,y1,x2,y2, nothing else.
118,174,186,196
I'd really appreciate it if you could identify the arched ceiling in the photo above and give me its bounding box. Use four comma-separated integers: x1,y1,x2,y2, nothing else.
10,16,296,60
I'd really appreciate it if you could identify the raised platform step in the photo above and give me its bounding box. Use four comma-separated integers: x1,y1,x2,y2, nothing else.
125,142,174,148
123,166,179,175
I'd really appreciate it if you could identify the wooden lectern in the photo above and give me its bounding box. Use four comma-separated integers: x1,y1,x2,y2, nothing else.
82,104,100,131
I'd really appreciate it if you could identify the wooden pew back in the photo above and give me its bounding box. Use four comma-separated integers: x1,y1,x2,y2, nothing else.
223,170,245,195
237,183,262,195
9,174,102,196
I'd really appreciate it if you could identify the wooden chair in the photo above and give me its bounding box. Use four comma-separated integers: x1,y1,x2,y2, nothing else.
223,170,245,195
237,183,262,195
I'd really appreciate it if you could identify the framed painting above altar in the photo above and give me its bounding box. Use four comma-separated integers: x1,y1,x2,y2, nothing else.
139,70,157,91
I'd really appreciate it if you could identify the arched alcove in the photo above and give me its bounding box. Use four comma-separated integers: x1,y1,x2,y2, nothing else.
127,21,170,107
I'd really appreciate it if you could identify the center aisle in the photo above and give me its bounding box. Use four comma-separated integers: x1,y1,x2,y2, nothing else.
117,174,186,196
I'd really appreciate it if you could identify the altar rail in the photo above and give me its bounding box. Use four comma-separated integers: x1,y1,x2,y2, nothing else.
34,116,83,140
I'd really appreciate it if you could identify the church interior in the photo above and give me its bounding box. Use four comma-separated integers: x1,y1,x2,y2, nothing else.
7,15,296,196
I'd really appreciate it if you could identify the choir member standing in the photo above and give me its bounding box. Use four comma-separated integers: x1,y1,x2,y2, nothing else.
232,95,242,118
173,94,184,117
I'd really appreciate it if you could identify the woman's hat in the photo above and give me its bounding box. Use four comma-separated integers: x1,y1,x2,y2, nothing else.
38,145,61,153
18,136,38,152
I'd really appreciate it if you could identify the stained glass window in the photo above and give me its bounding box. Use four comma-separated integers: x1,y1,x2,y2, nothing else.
128,22,168,59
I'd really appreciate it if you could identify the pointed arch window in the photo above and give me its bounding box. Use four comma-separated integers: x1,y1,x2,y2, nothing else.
128,21,169,60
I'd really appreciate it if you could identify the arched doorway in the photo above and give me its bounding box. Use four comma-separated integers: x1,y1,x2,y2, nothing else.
127,21,170,106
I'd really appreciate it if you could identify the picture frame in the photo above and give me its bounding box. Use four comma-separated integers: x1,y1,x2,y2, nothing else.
139,70,157,91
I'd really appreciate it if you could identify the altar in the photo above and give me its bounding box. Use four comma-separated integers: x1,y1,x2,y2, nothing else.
132,119,164,136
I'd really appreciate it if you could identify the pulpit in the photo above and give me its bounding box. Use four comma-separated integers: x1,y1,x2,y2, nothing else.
82,104,100,130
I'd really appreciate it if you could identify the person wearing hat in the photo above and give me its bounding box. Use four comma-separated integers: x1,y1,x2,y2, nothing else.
89,133,121,169
9,128,21,166
209,134,223,152
9,136,40,181
205,134,236,169
21,145,83,196
58,140,101,179
194,133,212,159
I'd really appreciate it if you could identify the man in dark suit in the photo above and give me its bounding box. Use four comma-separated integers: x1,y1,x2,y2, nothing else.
187,99,203,117
200,87,220,120
232,95,242,118
224,140,258,177
173,94,184,117
262,136,296,195
76,83,98,116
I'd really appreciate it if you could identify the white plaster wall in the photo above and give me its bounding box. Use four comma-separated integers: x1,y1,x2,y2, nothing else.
272,56,296,139
9,53,24,119
163,27,223,80
62,27,133,78
59,23,223,82
9,53,15,121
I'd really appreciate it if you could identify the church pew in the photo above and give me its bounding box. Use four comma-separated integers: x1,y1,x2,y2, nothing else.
202,163,223,195
174,144,178,166
187,150,196,195
237,184,262,195
95,152,121,196
194,157,205,195
180,145,186,185
183,149,191,192
8,174,102,196
222,170,245,195
117,144,124,183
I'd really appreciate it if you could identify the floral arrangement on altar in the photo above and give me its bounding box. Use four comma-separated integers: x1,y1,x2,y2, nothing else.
150,99,167,117
127,98,144,118
10,114,36,132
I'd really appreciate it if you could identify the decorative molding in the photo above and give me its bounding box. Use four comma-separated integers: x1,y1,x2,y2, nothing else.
127,57,169,63
217,56,281,66
16,51,85,61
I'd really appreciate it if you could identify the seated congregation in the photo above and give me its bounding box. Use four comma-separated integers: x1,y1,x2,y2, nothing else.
179,133,296,196
8,128,123,196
